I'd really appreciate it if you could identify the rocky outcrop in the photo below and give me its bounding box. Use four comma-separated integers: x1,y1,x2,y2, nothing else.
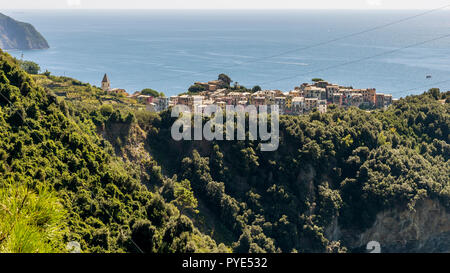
330,199,450,253
0,13,49,50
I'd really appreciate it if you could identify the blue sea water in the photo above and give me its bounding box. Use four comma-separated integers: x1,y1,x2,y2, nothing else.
3,9,450,98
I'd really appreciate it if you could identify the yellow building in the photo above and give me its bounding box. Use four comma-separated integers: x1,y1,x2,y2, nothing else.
285,95,293,109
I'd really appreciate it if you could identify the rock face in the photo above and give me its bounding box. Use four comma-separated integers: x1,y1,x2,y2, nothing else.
0,13,49,50
328,199,450,253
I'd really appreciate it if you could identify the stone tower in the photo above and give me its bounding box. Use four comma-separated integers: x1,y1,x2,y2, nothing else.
101,74,110,91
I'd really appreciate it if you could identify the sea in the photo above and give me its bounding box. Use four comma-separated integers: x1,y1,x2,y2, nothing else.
3,9,450,98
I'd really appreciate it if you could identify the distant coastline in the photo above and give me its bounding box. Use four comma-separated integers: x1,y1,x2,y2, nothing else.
0,12,49,50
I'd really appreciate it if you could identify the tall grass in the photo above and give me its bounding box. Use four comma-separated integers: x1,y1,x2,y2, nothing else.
0,181,67,253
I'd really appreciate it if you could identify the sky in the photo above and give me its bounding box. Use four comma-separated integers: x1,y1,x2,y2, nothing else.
1,0,450,10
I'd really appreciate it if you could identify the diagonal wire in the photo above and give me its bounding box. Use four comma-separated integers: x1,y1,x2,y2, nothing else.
259,33,450,85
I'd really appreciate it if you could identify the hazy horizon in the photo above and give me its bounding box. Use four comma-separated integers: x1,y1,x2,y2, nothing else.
1,0,450,10
2,8,449,10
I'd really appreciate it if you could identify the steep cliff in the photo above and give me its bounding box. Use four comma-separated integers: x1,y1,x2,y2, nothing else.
326,199,450,253
356,200,450,252
0,13,49,50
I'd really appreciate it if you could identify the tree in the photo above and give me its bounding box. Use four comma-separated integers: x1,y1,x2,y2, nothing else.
19,60,40,74
173,179,198,216
210,144,226,182
240,147,259,172
427,88,440,100
312,78,324,83
141,88,160,97
100,104,114,117
252,85,262,93
218,73,232,87
131,219,157,253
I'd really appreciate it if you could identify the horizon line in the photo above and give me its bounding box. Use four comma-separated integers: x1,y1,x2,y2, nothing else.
2,8,449,11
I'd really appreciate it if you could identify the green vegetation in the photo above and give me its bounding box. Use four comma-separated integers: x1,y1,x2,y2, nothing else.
0,50,226,253
142,89,449,253
0,13,49,50
18,60,40,74
231,83,252,92
0,183,67,252
141,88,164,97
252,85,262,92
31,73,147,113
188,84,207,93
218,74,232,88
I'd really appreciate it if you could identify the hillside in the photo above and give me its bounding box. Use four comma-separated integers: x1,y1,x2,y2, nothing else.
63,73,449,252
137,91,449,253
0,49,226,253
0,13,49,50
91,90,449,253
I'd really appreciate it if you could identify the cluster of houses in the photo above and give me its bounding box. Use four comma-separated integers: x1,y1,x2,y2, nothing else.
133,94,170,112
101,74,393,115
167,80,393,115
192,80,223,92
